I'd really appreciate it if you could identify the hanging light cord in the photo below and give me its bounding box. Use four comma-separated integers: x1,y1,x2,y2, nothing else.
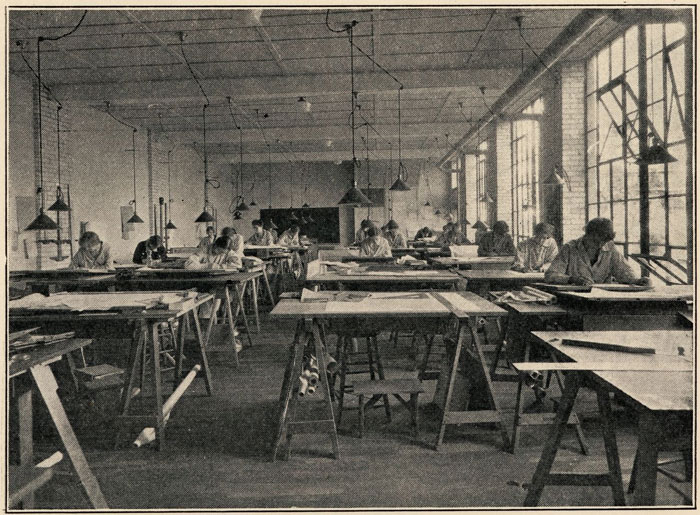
179,35,210,106
56,105,63,198
267,145,273,209
397,85,407,180
36,39,45,206
130,128,138,209
513,15,558,83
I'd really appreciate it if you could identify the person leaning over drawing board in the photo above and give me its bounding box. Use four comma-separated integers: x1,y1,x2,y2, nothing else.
435,222,470,247
185,236,242,270
544,217,650,286
69,231,115,270
383,219,408,249
414,226,434,240
477,221,516,257
512,222,559,272
277,223,301,247
247,219,276,246
354,218,373,245
133,235,166,265
221,227,245,261
359,225,392,258
197,225,216,251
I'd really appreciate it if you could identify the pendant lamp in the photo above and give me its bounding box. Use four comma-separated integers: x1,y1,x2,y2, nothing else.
472,220,488,231
164,150,177,229
195,104,215,223
235,120,249,211
636,135,677,165
26,38,58,231
126,128,144,224
389,86,411,192
48,105,70,212
338,24,372,206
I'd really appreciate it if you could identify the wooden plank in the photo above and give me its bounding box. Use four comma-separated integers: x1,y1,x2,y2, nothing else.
8,465,54,508
512,361,692,372
10,338,93,378
561,338,656,354
441,410,502,424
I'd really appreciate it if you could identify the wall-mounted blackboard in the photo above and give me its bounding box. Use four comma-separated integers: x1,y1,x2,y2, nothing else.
260,207,340,243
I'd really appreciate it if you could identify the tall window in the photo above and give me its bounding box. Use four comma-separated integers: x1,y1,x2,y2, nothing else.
511,97,543,243
475,140,488,224
586,22,689,274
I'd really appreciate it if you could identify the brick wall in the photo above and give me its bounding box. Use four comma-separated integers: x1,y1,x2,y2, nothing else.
495,119,512,225
560,62,587,242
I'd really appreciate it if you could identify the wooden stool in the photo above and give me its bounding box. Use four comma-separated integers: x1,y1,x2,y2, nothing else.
355,379,425,438
334,334,390,425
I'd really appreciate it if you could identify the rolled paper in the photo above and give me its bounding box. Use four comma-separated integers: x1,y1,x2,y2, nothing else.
133,364,201,448
36,451,63,468
298,375,309,396
521,286,557,305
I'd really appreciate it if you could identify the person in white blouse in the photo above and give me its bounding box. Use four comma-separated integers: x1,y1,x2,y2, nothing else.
513,222,559,272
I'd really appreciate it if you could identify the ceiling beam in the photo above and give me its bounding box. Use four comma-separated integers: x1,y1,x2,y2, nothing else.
53,67,518,103
205,147,437,163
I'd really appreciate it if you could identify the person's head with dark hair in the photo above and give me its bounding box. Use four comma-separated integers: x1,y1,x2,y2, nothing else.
360,219,372,230
147,235,163,249
251,219,264,234
288,224,300,235
533,222,554,244
366,226,379,238
386,219,399,235
584,217,615,250
79,231,102,257
221,226,237,238
205,225,216,237
492,221,509,236
212,236,232,255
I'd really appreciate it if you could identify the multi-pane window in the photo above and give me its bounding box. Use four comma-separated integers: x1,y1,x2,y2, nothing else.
586,22,689,274
475,140,488,224
511,97,543,243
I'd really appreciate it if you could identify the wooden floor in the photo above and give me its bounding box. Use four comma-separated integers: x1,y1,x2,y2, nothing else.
17,313,691,509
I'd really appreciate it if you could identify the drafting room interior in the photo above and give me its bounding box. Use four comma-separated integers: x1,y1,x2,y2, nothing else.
5,4,696,510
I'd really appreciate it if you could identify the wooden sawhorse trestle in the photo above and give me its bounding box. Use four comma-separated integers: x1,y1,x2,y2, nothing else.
272,318,339,461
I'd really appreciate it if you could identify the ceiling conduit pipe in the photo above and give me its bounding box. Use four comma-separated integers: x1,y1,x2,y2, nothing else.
438,9,611,167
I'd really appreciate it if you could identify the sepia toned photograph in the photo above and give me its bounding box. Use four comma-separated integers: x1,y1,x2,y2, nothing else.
5,3,695,510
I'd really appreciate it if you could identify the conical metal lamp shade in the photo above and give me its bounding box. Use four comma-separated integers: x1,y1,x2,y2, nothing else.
237,200,250,211
195,210,215,223
636,142,677,165
472,220,488,231
165,220,177,230
25,209,59,231
465,219,471,226
249,199,257,207
127,211,145,224
424,201,431,207
434,209,442,215
338,186,373,205
233,211,242,220
47,197,71,212
389,177,410,191
302,202,310,208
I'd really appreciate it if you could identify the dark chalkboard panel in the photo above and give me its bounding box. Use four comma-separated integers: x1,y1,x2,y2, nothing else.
260,207,340,243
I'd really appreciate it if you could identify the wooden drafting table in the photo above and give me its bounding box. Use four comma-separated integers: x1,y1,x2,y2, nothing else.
552,285,694,330
118,268,271,361
489,298,587,454
457,269,545,296
11,269,118,294
269,291,509,458
523,330,693,506
305,267,463,291
10,336,108,508
9,291,215,451
430,255,515,270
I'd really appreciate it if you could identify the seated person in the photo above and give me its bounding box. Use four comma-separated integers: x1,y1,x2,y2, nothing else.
359,226,392,258
133,235,166,265
221,227,245,259
513,222,559,272
278,224,301,247
414,226,434,240
545,217,649,286
477,221,516,256
70,231,115,270
185,236,242,269
435,222,470,246
354,219,373,245
247,219,276,246
383,220,408,248
197,225,216,251
263,220,278,243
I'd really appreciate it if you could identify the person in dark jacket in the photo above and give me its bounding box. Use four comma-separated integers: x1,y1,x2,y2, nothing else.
477,221,516,256
133,235,166,264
